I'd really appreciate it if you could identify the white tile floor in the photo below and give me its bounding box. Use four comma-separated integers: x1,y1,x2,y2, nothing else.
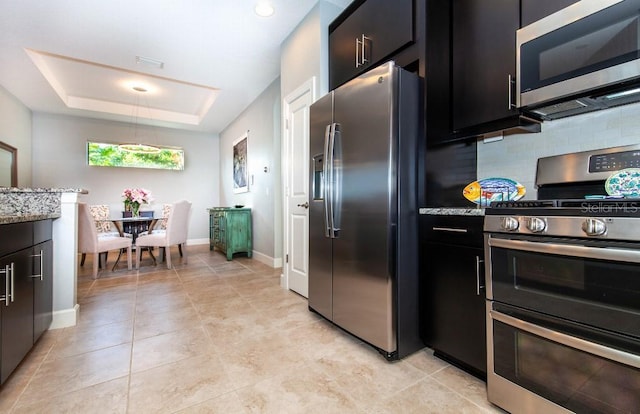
0,245,505,413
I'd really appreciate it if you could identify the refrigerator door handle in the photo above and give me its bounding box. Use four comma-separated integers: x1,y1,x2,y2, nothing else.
323,123,334,238
331,124,342,238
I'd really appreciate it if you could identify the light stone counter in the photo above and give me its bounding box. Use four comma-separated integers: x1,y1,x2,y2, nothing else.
419,207,485,216
0,187,86,216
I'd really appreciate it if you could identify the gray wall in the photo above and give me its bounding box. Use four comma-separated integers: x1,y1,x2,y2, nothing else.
219,79,282,265
0,85,32,187
31,113,219,242
281,1,343,99
478,103,640,199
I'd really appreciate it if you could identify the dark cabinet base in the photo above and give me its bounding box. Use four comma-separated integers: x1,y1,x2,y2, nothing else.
420,215,486,379
0,220,53,384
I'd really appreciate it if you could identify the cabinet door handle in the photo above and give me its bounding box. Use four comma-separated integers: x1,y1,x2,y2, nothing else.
297,202,309,209
476,256,485,296
0,263,14,306
355,35,370,68
361,34,369,66
0,264,10,305
31,250,44,281
508,74,516,110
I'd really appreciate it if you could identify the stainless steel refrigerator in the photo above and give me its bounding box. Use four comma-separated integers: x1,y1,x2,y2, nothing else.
308,61,422,360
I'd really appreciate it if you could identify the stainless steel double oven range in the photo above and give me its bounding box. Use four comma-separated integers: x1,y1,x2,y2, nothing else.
484,144,640,413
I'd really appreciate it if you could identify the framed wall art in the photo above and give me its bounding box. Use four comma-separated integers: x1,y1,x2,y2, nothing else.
233,132,249,193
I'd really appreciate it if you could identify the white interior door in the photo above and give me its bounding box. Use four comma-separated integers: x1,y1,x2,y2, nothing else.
283,78,315,298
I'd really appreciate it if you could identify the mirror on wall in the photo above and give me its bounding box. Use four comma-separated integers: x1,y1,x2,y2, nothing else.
0,141,17,187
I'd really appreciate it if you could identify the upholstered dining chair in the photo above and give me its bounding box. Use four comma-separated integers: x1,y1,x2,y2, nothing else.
140,203,183,258
80,204,126,267
135,200,192,269
77,202,133,279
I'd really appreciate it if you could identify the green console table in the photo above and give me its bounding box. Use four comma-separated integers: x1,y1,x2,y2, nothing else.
208,207,252,260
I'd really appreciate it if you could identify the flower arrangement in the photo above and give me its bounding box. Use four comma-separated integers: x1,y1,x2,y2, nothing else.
122,188,153,217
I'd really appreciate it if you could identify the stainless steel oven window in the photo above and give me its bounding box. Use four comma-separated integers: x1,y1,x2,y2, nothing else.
488,236,640,338
490,311,640,413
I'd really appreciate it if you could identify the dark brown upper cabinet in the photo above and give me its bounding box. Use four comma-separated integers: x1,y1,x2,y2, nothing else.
329,0,414,90
447,0,581,143
450,0,540,142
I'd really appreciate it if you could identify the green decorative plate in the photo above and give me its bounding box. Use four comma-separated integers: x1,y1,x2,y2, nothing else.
605,168,640,197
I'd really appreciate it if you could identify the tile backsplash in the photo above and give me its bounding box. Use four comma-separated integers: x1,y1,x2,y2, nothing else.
477,102,640,199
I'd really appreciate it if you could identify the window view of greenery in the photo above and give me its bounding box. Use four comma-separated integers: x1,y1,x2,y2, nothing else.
87,141,184,171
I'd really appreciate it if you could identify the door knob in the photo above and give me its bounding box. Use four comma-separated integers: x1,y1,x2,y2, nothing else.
297,202,309,209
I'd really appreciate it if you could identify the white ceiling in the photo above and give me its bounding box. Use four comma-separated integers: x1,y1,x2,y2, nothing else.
0,0,352,134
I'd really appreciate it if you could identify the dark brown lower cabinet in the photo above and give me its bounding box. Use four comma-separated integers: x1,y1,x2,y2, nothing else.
420,215,486,379
0,220,53,384
0,247,34,383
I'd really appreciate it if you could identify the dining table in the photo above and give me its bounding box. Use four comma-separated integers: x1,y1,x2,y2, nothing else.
97,215,164,269
109,215,161,243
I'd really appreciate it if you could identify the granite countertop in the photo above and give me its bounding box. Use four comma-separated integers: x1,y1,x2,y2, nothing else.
419,207,485,216
0,188,87,193
0,213,61,225
0,187,87,224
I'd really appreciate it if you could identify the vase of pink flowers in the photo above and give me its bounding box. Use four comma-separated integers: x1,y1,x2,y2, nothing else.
122,188,153,217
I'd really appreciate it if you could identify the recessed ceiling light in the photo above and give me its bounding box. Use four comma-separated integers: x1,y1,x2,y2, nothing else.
255,1,274,17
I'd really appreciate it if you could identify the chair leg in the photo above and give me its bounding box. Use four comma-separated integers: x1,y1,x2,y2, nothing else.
126,245,132,270
178,244,183,257
147,247,157,265
165,247,172,269
182,243,187,265
136,246,141,270
112,249,123,271
100,251,109,268
80,253,86,266
92,253,99,279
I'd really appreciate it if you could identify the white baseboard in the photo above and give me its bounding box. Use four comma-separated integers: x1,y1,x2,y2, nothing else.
50,304,79,329
251,250,283,268
187,238,209,246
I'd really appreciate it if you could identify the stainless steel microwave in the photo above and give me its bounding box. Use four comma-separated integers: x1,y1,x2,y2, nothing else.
517,0,640,120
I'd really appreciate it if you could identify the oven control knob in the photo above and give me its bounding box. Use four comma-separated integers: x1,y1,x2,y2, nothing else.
582,218,606,236
526,217,547,233
500,216,519,231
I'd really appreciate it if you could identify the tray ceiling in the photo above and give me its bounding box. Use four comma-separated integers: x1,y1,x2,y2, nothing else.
0,0,352,133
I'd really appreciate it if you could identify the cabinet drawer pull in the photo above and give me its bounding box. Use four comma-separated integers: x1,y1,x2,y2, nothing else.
432,226,468,233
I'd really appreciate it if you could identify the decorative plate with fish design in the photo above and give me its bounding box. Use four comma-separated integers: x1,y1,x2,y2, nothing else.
605,168,640,197
463,178,526,206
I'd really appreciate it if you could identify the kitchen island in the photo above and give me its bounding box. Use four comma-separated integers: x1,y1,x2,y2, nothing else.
1,187,87,329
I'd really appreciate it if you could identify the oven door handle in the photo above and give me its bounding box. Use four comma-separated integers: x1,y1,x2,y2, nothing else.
489,237,640,264
491,310,640,369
